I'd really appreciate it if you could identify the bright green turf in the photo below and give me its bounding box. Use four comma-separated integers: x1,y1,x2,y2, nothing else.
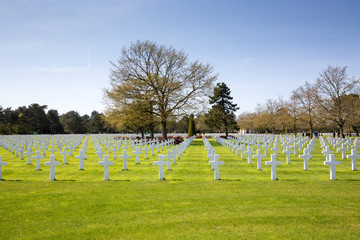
0,137,359,239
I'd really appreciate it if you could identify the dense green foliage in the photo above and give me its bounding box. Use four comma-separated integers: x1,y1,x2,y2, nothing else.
0,137,359,239
205,82,239,136
0,105,108,134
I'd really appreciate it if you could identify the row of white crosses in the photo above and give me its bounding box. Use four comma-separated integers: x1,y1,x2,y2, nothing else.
153,136,194,180
92,134,175,163
0,135,89,180
217,136,281,180
204,136,224,180
347,138,359,171
1,134,358,181
1,134,86,163
1,135,52,156
218,134,359,181
94,134,183,180
321,136,360,179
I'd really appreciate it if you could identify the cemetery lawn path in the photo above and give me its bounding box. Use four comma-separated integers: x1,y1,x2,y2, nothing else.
0,138,360,239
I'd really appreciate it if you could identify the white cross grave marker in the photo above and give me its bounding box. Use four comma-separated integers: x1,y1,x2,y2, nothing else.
339,143,347,159
347,149,359,171
45,155,60,181
282,146,293,164
170,147,176,164
48,145,57,155
244,146,254,164
153,155,167,180
143,144,150,159
164,150,172,170
109,145,117,160
265,154,281,181
96,147,106,162
238,144,246,159
24,147,34,165
18,147,25,160
119,150,131,170
209,154,224,180
32,150,44,170
271,145,281,158
322,146,333,162
324,154,341,180
75,149,86,170
99,155,114,181
253,149,266,170
132,146,142,164
60,147,71,164
299,148,312,171
0,156,7,180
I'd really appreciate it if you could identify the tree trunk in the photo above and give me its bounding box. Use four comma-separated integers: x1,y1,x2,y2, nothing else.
140,129,144,138
340,127,344,139
161,120,167,140
354,127,359,136
225,127,228,137
293,124,297,136
150,126,155,139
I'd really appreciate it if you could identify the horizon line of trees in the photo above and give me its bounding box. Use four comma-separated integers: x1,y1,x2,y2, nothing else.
237,65,360,138
0,104,112,135
0,103,214,136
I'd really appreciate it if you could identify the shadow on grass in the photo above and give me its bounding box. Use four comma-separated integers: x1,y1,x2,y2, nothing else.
168,178,185,182
342,179,360,181
0,179,23,182
108,179,131,182
218,179,242,182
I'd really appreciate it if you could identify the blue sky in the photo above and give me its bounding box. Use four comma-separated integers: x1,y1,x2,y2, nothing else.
1,0,359,115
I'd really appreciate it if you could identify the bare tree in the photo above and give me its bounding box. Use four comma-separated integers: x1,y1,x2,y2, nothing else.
105,40,217,139
292,82,318,138
264,98,280,133
237,112,256,133
314,65,360,138
348,94,360,136
288,93,301,135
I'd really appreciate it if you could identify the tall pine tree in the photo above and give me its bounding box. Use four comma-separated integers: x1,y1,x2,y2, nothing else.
205,82,239,136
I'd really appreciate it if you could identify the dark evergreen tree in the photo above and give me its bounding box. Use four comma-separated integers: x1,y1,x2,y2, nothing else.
177,116,190,133
88,111,105,133
188,114,196,136
81,114,90,133
0,106,6,134
60,111,84,134
27,104,50,134
47,109,64,134
205,82,239,136
5,108,19,134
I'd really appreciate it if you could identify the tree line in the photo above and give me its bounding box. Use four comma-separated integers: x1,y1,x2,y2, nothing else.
237,65,360,138
0,104,110,134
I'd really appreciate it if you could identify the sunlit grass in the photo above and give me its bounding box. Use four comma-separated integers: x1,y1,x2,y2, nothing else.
0,137,359,239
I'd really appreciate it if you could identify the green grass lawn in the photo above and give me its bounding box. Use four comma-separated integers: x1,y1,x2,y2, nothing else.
0,137,359,239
